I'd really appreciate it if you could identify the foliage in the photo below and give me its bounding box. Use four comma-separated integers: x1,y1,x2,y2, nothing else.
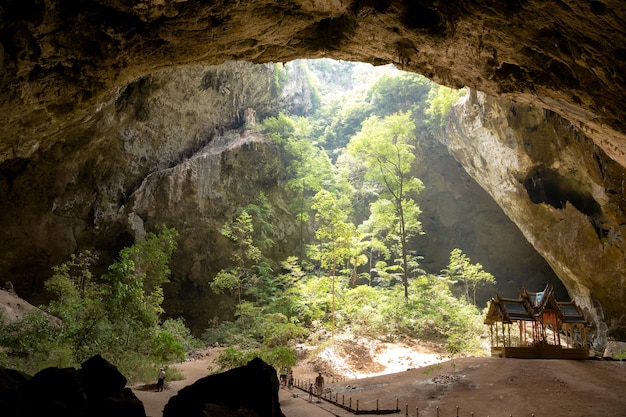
214,344,297,372
0,225,196,383
202,320,258,348
348,111,424,298
272,63,288,97
441,249,496,306
226,63,488,360
210,196,274,308
366,72,432,117
0,310,67,374
150,330,185,363
425,85,467,130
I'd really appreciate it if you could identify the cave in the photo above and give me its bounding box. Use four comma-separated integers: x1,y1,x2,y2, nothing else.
1,1,626,348
523,166,601,217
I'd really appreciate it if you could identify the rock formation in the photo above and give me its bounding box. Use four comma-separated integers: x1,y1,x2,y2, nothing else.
2,1,624,161
1,1,626,344
163,357,284,417
0,354,145,417
0,62,284,309
412,127,566,304
445,91,626,345
126,129,296,331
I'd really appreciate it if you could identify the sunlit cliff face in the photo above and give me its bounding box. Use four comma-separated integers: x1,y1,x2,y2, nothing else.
1,1,626,344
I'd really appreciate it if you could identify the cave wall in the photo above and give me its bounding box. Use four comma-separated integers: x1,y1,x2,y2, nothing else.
445,90,626,347
0,58,564,335
412,130,567,306
0,62,286,307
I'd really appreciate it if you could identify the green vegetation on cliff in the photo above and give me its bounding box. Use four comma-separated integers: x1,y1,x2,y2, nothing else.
0,225,202,381
202,61,485,370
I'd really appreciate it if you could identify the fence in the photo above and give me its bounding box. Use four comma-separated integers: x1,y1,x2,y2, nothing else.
291,378,536,417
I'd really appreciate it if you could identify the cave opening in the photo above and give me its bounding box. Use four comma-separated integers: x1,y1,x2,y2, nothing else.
522,165,602,218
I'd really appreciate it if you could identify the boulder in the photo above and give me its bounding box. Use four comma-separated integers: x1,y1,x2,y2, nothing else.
0,367,30,417
163,357,284,417
0,355,145,417
18,366,88,417
603,341,626,360
80,354,127,400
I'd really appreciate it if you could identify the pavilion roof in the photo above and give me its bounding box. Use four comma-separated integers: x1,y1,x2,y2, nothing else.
558,301,588,324
484,284,589,326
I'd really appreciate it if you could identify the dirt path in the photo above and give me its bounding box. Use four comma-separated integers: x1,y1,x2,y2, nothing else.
132,356,218,417
132,352,338,417
133,354,626,417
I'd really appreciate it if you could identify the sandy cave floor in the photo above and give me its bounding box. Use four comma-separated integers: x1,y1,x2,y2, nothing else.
131,344,626,417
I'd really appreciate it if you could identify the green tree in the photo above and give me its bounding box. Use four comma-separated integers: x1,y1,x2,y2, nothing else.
1,225,184,379
258,113,335,261
442,248,496,305
425,84,467,130
348,112,424,299
211,210,262,307
210,196,275,314
309,189,357,337
366,72,431,118
44,251,106,360
103,226,179,347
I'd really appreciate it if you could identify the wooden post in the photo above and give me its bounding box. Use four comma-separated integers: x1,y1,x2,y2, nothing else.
342,394,345,405
349,398,352,408
416,407,419,417
405,404,408,417
436,406,439,417
376,399,379,411
494,322,498,346
508,323,511,347
357,399,359,412
396,398,399,410
456,405,459,417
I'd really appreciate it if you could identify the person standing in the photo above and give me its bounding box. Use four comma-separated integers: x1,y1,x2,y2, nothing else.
315,372,324,403
157,367,166,392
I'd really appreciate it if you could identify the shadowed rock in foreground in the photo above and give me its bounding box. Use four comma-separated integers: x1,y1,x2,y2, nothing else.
0,354,145,417
164,358,284,417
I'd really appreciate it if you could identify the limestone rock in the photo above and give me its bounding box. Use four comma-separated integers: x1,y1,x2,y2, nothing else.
1,0,625,169
163,357,284,417
444,90,626,346
123,130,295,332
412,130,565,303
5,355,145,417
603,341,626,359
0,63,281,309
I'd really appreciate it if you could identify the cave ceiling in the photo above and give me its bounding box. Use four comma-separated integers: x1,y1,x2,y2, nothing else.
1,0,625,164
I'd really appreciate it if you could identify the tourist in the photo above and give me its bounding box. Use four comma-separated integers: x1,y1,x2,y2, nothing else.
315,372,324,403
157,367,166,392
